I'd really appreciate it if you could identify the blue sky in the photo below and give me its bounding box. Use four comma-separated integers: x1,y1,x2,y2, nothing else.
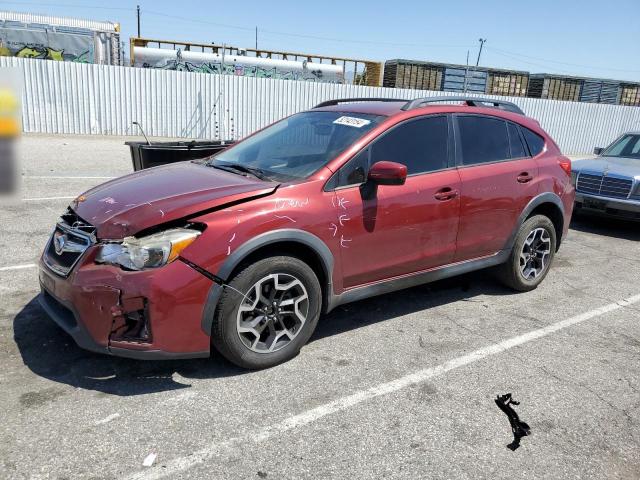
2,0,639,81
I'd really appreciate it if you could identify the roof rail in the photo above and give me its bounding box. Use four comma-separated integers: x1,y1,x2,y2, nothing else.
314,97,407,108
401,96,525,115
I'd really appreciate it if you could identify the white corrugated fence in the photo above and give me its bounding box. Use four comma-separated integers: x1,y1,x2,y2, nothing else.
3,56,640,154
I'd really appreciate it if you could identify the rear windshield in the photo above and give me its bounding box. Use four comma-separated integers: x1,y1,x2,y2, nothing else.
209,111,384,181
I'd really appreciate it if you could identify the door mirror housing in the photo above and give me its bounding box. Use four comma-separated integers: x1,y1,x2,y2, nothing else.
593,147,604,155
368,161,407,186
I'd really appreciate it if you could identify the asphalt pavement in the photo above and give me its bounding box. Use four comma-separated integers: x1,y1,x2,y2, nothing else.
1,134,639,480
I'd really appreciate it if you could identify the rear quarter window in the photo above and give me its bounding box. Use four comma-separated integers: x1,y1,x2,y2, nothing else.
521,127,546,156
507,123,528,159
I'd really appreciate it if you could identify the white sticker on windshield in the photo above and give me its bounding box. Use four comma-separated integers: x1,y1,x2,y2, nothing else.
333,116,371,128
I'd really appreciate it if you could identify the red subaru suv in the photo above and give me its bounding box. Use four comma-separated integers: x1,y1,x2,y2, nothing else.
39,96,574,369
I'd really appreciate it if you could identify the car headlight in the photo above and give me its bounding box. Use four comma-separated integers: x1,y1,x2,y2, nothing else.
96,228,201,270
570,171,578,186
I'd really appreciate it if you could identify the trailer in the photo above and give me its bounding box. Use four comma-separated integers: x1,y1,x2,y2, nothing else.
130,37,383,86
0,10,121,65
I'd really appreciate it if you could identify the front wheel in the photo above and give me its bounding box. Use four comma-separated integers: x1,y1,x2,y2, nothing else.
496,215,557,292
211,256,322,369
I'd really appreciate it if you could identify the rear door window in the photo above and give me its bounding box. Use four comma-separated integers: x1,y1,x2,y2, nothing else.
457,116,510,165
507,123,528,159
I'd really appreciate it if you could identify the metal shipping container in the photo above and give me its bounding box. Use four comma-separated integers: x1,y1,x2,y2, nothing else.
383,59,443,90
443,67,486,93
528,75,582,102
580,80,620,104
487,71,529,97
619,84,640,106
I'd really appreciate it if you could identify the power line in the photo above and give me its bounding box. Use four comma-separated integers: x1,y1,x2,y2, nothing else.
143,10,254,32
142,9,473,50
484,48,575,75
486,46,640,75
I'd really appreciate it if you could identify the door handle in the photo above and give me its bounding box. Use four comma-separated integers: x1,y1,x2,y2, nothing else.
517,172,534,183
434,187,459,201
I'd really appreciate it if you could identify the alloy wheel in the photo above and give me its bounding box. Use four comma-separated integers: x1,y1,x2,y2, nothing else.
519,227,552,280
236,273,309,353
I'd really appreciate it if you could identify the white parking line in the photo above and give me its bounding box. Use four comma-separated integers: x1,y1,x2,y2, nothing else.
126,293,640,480
23,196,76,202
0,263,36,272
94,413,121,426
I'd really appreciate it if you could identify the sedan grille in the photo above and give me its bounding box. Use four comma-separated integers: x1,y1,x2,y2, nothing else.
43,209,96,277
576,172,633,199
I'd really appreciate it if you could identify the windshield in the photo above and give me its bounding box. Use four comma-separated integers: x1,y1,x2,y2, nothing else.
602,134,640,160
207,111,384,181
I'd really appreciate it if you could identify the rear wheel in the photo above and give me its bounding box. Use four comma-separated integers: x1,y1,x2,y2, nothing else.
497,215,557,292
211,256,321,369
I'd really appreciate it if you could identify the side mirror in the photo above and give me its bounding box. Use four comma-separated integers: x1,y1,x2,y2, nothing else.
368,161,407,186
593,147,604,156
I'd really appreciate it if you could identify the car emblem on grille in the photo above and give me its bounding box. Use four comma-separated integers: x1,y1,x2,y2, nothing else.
54,232,67,255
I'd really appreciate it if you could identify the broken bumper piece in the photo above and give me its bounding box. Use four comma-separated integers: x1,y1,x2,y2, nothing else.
38,252,213,360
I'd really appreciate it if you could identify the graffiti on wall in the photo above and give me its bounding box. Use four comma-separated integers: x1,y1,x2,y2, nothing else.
132,47,344,83
142,59,337,82
0,28,94,63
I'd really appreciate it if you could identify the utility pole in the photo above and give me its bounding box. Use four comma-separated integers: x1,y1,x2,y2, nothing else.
475,38,486,67
255,26,258,50
136,5,141,37
463,50,470,93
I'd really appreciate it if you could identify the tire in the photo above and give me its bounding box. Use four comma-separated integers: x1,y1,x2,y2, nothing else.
211,256,322,369
496,215,557,292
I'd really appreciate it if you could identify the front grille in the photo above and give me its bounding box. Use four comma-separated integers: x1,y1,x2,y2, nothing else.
60,208,97,236
576,172,633,199
43,209,96,277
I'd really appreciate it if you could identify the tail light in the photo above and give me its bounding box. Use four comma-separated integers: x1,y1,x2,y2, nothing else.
558,156,572,176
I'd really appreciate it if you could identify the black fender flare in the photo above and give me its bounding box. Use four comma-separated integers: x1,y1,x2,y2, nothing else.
199,229,334,335
504,192,565,253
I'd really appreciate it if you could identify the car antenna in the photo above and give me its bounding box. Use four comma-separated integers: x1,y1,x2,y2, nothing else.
132,121,151,145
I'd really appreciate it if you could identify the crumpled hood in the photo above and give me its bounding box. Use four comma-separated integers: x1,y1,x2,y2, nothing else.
71,162,278,239
573,156,640,179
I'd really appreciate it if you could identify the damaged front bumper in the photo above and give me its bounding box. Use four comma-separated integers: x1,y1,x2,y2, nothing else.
38,249,214,360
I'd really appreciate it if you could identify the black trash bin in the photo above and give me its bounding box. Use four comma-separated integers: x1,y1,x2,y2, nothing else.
126,140,235,171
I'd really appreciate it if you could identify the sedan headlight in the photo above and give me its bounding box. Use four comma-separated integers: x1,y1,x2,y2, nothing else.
96,228,201,270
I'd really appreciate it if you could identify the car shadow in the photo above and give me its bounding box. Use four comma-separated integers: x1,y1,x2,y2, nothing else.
570,213,640,241
14,269,513,397
312,269,512,342
13,298,249,397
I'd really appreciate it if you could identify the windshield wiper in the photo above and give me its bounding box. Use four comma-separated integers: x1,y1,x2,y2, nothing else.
209,162,269,180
